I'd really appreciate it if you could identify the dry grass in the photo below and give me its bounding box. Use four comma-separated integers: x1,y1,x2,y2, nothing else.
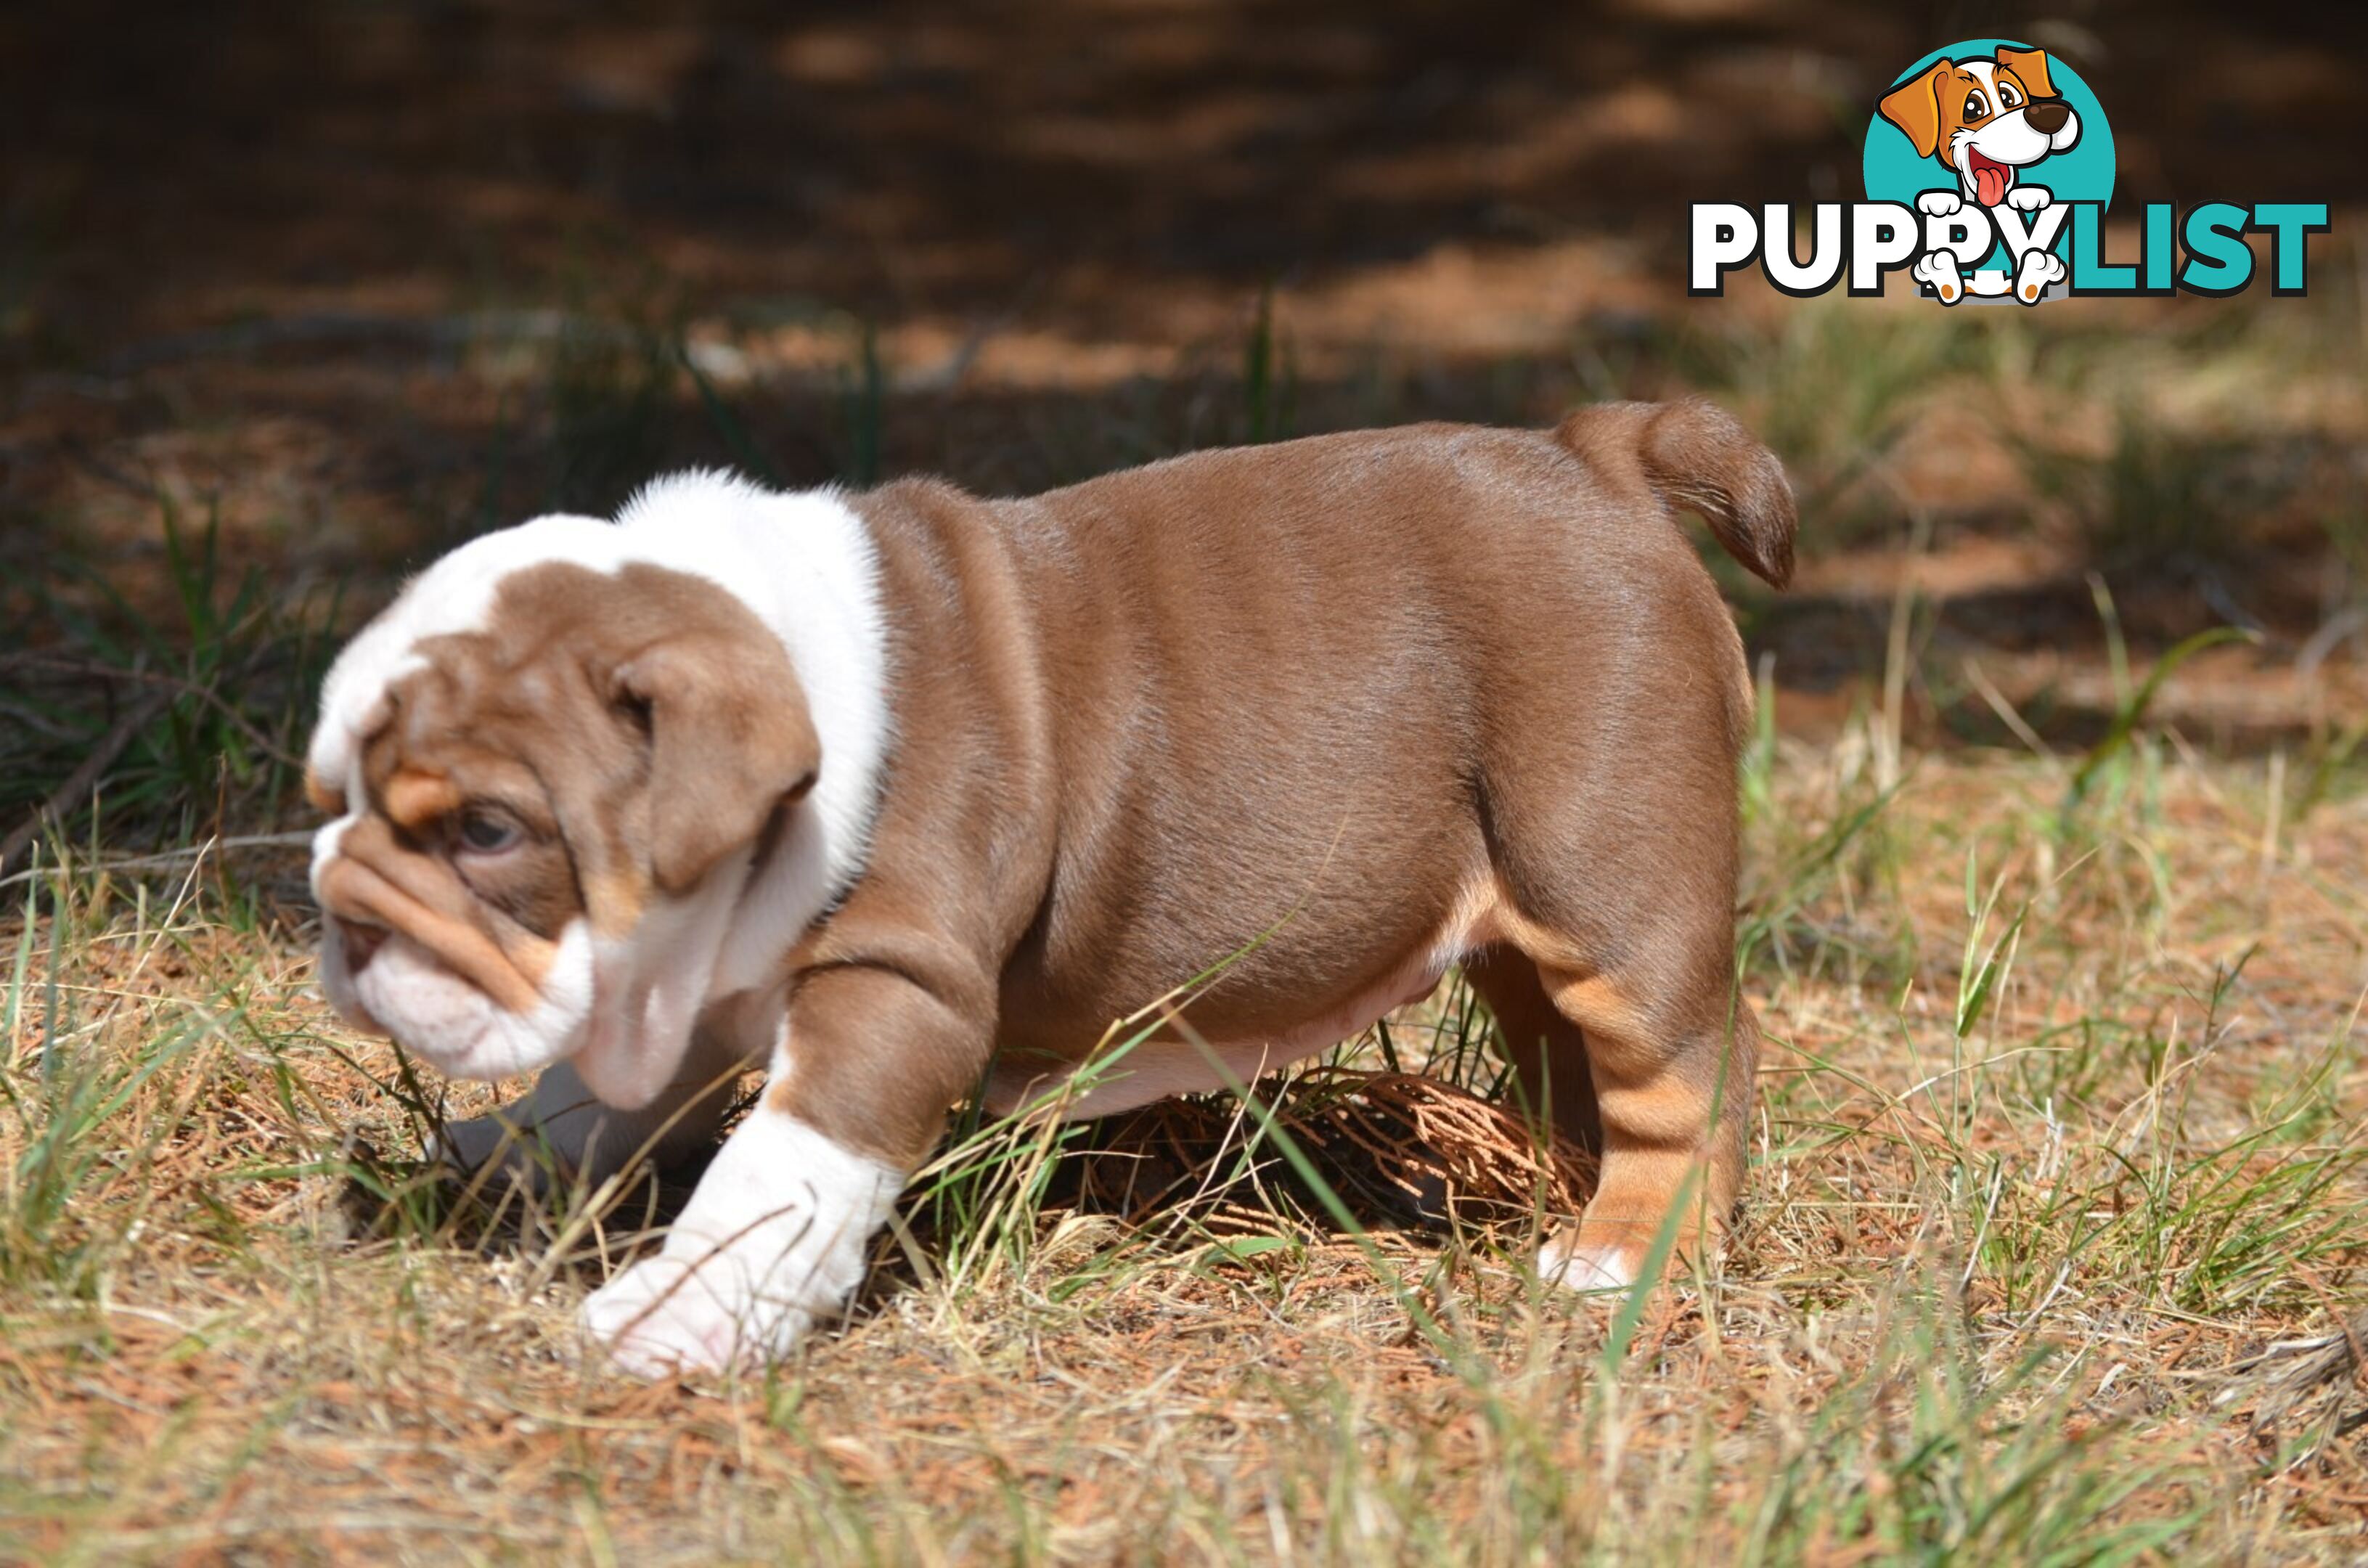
4,117,2365,1553
4,711,2366,1562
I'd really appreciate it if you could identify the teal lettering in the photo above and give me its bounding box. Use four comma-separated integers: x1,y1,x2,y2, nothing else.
2144,204,2174,293
2251,203,2327,293
2180,203,2253,293
2070,203,2134,292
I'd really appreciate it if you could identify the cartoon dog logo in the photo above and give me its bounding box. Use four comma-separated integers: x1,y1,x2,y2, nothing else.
1878,45,2082,303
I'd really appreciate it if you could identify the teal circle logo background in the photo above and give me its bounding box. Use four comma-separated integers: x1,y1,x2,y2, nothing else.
1862,38,2114,264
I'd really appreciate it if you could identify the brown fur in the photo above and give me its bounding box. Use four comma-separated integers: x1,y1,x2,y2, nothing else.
317,401,1794,1281
777,401,1790,1275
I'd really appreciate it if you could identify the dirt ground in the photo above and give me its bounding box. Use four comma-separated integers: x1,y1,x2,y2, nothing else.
4,2,2367,1561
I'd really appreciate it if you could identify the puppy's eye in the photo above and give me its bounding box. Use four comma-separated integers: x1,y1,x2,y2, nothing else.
1964,90,1988,120
457,810,521,854
1997,83,2021,107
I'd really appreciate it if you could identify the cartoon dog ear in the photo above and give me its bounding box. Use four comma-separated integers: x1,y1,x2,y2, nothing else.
612,632,820,896
1877,62,1952,158
1994,45,2057,99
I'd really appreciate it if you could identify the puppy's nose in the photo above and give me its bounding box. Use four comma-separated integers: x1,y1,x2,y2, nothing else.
336,917,389,971
2023,99,2070,135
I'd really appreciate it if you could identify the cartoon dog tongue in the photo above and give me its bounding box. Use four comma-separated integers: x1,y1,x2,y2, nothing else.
1967,150,2012,207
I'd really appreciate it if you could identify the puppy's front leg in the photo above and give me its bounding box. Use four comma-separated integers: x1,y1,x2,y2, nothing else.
435,1029,748,1192
580,962,987,1376
576,1063,902,1376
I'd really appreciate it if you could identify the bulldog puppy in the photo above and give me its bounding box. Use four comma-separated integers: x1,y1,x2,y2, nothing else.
307,399,1795,1376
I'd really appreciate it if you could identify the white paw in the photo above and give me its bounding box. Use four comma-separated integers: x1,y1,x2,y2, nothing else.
577,1101,902,1379
1911,250,1967,304
581,1251,815,1376
2006,184,2052,212
1916,189,1962,217
1537,1235,1637,1294
2012,247,2067,304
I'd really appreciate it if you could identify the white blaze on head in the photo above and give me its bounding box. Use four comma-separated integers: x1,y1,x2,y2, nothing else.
306,513,621,812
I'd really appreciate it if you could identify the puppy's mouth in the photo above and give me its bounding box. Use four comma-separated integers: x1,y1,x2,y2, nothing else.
1967,148,2014,208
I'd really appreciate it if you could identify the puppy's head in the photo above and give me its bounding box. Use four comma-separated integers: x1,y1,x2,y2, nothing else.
1878,46,2081,206
307,531,817,1106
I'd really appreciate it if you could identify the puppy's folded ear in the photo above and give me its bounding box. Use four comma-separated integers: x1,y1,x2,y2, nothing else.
612,633,820,894
1993,45,2057,101
1877,62,1952,158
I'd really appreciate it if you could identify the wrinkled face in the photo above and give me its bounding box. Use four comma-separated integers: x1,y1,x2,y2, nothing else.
309,558,818,1106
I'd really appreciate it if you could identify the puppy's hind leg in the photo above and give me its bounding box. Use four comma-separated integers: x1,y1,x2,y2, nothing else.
1481,777,1760,1291
1912,249,1968,305
1464,946,1601,1159
2012,245,2067,305
1524,954,1758,1291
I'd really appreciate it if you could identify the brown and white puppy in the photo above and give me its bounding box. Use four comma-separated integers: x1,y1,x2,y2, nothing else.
307,401,1795,1376
1878,45,2080,213
1881,46,2082,305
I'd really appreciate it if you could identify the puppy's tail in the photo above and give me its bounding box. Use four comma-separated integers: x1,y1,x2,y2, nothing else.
1554,398,1797,589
